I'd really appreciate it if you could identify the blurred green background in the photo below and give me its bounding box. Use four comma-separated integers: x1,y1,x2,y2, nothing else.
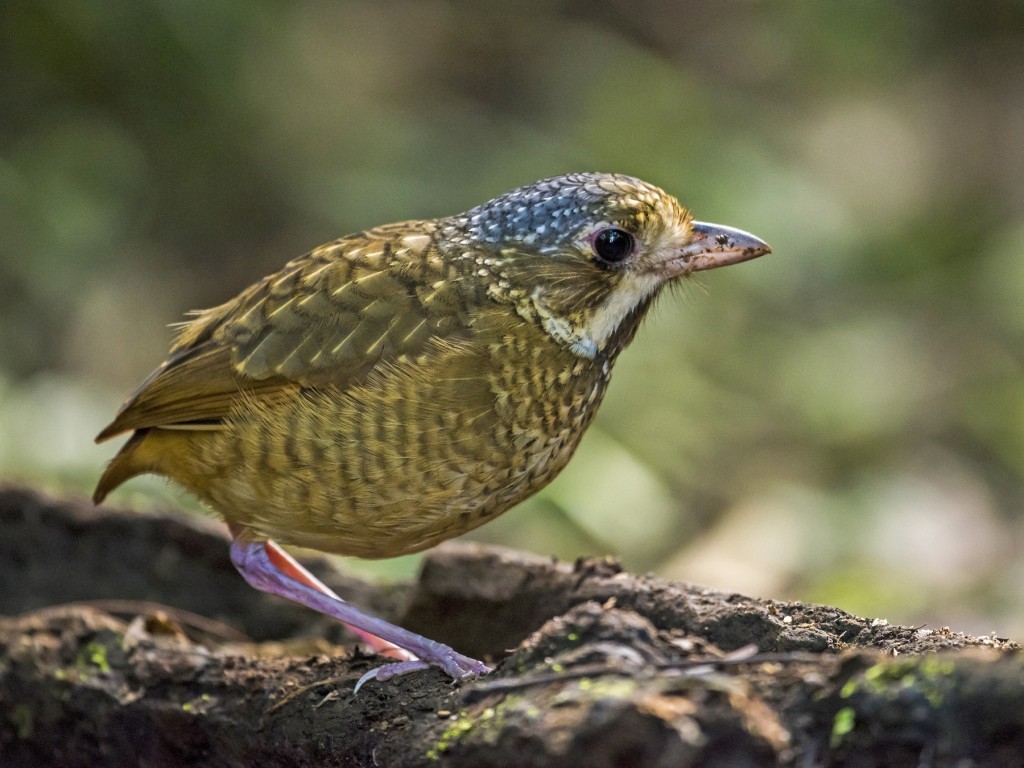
3,1,1023,639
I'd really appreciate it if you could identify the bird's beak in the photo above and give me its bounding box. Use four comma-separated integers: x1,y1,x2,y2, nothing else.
672,221,771,274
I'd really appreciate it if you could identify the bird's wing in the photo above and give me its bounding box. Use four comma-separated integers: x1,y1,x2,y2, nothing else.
96,221,481,441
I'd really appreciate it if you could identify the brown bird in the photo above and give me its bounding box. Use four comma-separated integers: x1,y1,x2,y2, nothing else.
93,173,769,688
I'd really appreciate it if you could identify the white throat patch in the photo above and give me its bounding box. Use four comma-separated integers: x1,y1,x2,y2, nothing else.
530,272,662,359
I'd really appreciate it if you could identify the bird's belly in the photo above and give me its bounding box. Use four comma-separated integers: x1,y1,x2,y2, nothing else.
196,369,603,559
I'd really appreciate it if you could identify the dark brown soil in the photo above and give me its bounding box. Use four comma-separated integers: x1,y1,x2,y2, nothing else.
1,485,1021,767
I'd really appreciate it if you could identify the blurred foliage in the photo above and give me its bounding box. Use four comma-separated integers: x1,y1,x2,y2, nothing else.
2,0,1023,637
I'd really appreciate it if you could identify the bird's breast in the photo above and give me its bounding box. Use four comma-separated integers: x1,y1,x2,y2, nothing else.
199,323,612,558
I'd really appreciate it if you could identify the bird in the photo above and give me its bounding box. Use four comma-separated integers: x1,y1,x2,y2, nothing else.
93,172,770,689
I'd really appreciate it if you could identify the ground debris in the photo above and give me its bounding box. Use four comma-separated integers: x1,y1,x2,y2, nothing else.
1,485,1020,767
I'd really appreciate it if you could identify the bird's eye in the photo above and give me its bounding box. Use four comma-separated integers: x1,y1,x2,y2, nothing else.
592,228,635,265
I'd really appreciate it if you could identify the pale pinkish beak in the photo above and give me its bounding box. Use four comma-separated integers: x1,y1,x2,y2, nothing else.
673,221,771,274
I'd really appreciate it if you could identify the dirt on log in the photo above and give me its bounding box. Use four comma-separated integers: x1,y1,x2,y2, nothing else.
1,485,1021,767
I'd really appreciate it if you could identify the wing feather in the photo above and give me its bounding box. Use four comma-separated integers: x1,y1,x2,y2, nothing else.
96,222,481,442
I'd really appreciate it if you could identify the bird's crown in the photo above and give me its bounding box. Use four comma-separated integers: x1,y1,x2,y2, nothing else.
455,172,684,253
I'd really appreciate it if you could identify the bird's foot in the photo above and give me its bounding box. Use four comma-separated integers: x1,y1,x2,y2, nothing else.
355,648,492,693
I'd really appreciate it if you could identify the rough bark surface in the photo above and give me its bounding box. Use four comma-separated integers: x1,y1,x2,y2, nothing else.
1,485,1021,767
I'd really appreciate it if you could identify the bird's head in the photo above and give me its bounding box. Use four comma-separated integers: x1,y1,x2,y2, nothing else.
443,173,770,360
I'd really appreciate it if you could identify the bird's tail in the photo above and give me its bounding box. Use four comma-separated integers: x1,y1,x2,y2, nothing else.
93,430,154,503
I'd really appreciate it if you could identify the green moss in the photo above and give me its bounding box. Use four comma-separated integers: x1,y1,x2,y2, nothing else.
54,666,87,684
841,657,955,707
75,641,112,675
830,706,855,748
425,677,642,761
834,655,960,744
427,696,545,760
427,709,477,761
181,693,214,714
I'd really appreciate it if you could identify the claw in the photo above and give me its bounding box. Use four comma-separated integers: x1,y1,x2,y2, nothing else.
354,660,430,693
354,651,492,693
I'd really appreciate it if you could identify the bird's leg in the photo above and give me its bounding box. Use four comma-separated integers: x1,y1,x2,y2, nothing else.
262,539,413,660
228,536,493,691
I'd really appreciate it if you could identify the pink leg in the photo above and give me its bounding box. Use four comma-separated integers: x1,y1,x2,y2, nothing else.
229,536,492,691
263,539,413,660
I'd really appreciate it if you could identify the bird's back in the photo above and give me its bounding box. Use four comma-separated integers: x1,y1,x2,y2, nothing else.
95,220,614,558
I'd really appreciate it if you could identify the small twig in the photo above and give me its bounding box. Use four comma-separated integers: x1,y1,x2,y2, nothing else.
461,650,827,702
265,675,359,714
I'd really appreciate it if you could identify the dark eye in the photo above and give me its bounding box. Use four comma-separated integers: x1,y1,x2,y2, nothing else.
592,228,635,265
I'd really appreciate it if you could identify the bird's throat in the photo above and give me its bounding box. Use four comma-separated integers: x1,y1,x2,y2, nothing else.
525,272,662,360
